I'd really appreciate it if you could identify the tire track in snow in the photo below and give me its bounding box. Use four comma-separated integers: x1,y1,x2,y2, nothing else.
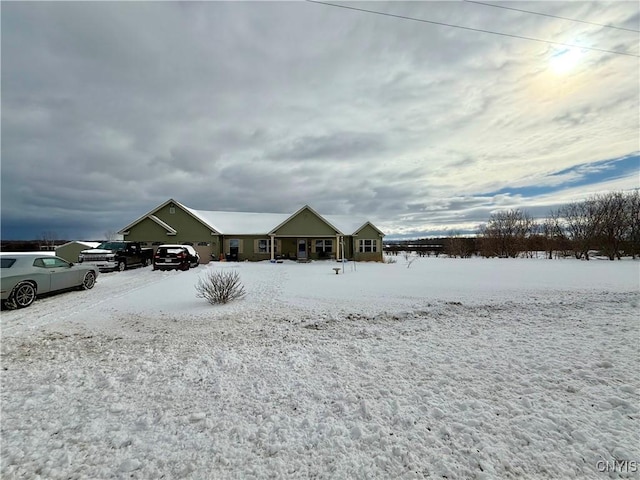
0,269,174,337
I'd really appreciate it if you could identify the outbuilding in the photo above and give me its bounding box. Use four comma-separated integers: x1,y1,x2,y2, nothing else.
55,241,101,263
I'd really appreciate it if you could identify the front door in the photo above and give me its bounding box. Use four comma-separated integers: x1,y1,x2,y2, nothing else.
297,239,307,260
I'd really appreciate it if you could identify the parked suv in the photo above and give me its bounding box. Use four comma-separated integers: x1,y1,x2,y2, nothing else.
153,245,198,271
181,245,201,267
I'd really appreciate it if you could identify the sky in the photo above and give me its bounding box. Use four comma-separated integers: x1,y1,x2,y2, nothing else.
1,1,638,241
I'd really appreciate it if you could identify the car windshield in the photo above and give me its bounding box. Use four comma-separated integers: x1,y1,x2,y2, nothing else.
1,258,16,268
97,242,125,250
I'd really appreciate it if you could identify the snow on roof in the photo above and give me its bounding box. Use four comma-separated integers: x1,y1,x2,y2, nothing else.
186,207,380,236
56,241,102,249
186,208,291,235
323,215,379,236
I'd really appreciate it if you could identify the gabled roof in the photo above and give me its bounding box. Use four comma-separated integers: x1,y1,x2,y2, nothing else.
323,216,384,236
268,205,343,235
120,199,384,236
118,198,220,235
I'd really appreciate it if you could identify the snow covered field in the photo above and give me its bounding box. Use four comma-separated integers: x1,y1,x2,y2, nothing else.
1,257,639,479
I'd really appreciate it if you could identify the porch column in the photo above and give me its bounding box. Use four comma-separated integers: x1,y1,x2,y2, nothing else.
336,234,341,261
270,234,275,261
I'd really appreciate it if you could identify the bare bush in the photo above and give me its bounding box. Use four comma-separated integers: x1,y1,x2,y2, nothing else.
402,251,417,268
195,269,246,305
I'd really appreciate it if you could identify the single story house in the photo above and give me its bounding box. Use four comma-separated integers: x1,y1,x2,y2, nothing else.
55,241,101,263
118,199,384,263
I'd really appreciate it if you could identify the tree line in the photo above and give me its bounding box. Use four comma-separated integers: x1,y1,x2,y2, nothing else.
385,191,639,260
477,191,640,260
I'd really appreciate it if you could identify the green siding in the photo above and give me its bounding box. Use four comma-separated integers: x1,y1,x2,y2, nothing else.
356,224,381,239
353,224,384,262
126,217,173,241
55,243,90,263
124,205,219,262
153,204,215,241
274,207,338,236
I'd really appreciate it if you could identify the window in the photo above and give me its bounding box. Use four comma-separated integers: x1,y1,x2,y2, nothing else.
197,242,210,247
315,239,333,253
359,239,377,253
34,257,71,268
1,258,16,268
258,239,277,253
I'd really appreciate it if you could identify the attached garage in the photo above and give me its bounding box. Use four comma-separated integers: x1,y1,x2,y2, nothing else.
119,199,385,263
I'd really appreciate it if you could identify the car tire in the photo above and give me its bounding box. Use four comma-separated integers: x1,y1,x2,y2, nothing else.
117,261,126,272
81,271,96,290
9,282,37,309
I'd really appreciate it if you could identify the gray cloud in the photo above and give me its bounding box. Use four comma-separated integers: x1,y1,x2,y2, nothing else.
1,1,638,240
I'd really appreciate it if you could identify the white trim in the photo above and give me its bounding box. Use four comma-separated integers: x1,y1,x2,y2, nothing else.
149,215,177,234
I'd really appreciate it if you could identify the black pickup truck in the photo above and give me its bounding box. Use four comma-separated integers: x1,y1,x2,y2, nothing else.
78,241,153,272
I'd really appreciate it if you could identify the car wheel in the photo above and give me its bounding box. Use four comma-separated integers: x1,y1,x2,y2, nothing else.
81,271,96,290
11,282,37,309
117,261,126,272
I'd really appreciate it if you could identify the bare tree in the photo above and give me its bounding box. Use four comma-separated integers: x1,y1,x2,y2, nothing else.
596,192,628,260
626,190,640,259
40,231,58,251
445,231,463,258
104,230,119,241
556,199,606,260
478,209,534,258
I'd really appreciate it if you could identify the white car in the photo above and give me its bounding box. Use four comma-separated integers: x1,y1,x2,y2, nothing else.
1,253,98,309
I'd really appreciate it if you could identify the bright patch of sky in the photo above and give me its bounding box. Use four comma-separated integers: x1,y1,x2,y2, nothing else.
1,1,638,240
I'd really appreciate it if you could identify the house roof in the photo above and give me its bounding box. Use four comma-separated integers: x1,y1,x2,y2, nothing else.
56,241,102,249
120,198,384,236
186,208,291,235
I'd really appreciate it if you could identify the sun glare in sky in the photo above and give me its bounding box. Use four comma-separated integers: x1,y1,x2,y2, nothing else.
549,47,583,75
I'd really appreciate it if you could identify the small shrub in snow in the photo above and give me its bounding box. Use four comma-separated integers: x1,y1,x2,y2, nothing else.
403,251,417,268
195,269,246,305
384,256,397,264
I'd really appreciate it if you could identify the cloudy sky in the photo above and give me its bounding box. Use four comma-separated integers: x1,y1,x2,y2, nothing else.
2,1,638,240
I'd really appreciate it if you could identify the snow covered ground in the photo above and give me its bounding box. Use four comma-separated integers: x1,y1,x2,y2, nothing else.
1,256,639,479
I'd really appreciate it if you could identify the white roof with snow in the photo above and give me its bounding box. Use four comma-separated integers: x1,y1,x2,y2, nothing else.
186,208,291,235
120,199,384,236
185,206,380,236
56,241,102,249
